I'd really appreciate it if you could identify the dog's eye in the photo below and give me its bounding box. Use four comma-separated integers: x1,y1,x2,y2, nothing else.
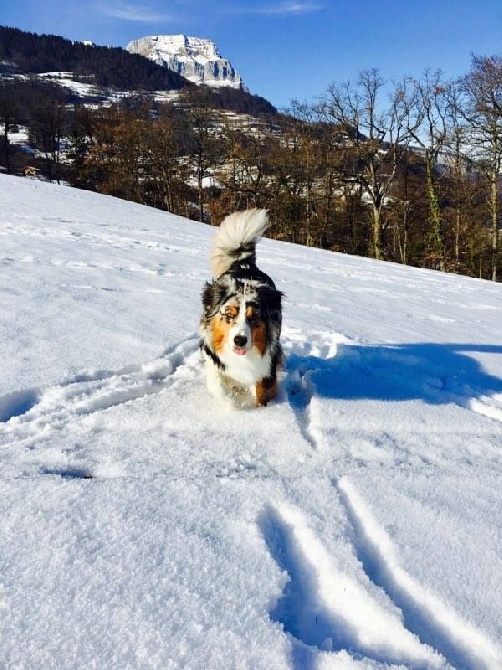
223,312,236,324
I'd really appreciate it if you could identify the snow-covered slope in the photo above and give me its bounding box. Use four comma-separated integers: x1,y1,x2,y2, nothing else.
1,175,501,669
126,34,247,90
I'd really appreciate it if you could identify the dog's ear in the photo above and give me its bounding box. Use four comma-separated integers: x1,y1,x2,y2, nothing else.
260,286,283,314
201,281,214,314
201,281,220,325
258,286,283,341
201,276,235,322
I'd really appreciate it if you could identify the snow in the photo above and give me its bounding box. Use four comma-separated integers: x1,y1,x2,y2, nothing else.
38,72,99,98
0,174,501,669
149,35,222,64
126,35,245,90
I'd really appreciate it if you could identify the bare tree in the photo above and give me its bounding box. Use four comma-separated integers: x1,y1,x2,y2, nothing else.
408,69,453,269
0,84,21,174
458,54,502,281
287,100,321,246
145,109,191,215
180,88,224,222
28,96,68,183
319,69,421,259
215,123,273,211
442,81,479,273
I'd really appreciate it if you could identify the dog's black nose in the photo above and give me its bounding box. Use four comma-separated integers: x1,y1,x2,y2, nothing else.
234,334,248,348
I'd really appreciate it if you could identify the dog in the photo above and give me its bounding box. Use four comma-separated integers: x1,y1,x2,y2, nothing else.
200,209,283,407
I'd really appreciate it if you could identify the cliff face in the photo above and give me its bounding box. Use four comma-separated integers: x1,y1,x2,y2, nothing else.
126,35,247,90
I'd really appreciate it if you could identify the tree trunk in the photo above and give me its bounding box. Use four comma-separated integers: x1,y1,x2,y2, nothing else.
490,171,498,281
425,158,444,269
371,205,382,259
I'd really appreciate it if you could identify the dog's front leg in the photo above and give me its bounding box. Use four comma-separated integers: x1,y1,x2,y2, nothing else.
256,376,277,407
204,361,228,401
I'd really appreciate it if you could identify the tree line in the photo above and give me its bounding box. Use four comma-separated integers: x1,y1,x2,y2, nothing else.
1,54,502,281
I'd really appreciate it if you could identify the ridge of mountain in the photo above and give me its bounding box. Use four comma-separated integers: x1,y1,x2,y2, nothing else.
0,25,188,92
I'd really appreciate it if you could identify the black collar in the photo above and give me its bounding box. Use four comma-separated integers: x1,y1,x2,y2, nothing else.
200,340,226,370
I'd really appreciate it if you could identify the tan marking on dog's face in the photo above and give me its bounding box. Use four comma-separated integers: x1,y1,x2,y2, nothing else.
210,301,268,355
211,302,240,353
246,305,267,356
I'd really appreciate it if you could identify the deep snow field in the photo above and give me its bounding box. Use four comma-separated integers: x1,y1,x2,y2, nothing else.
0,174,501,669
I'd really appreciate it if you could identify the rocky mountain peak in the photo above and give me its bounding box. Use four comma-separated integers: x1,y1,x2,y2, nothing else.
126,35,247,91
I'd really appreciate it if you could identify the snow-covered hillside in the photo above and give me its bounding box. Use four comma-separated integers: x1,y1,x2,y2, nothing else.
1,175,501,669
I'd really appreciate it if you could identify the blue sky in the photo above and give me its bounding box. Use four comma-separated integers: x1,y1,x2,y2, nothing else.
2,0,502,110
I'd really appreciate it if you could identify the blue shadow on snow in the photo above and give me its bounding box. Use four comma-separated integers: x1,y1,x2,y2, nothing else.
285,343,502,406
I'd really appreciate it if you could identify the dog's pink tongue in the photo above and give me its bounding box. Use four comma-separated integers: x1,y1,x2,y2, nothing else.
234,349,247,356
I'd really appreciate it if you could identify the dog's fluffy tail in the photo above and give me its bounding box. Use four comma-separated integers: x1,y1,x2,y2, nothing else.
210,209,269,277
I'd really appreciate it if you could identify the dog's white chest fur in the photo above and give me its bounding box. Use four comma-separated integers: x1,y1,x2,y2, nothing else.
221,346,272,387
202,343,271,399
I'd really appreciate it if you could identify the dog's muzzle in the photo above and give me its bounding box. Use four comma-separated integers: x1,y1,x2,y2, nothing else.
233,334,248,355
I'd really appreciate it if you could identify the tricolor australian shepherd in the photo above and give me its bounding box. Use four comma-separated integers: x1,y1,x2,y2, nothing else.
200,209,283,407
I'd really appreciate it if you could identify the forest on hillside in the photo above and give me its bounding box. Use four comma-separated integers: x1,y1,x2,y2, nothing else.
0,26,501,281
0,25,188,91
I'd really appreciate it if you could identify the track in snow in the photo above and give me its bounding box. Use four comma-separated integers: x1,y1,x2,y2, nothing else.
264,331,502,668
0,335,200,474
260,502,443,669
336,477,502,670
261,487,500,670
2,329,499,446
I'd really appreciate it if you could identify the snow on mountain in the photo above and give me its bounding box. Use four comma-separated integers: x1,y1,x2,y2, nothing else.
126,34,247,90
1,174,501,669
